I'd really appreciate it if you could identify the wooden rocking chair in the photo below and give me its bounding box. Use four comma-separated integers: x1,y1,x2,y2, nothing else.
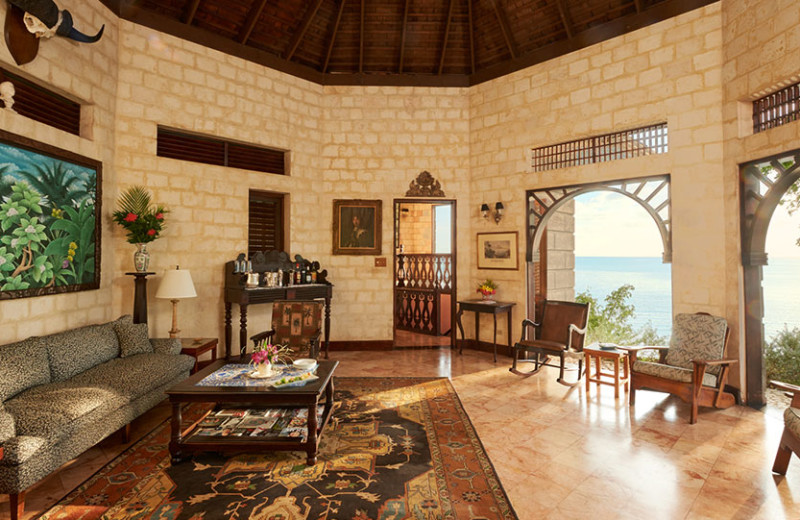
509,300,589,386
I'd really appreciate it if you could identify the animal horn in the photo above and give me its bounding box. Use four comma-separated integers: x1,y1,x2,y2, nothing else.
54,10,104,43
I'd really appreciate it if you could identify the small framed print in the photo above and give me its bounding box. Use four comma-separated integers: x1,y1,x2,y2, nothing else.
477,231,518,270
332,199,382,255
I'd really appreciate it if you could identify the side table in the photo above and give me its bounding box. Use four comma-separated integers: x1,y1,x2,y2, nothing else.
584,343,629,398
456,300,515,362
180,338,218,374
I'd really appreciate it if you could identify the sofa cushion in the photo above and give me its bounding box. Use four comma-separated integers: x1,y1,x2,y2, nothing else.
151,338,182,355
115,322,153,358
43,322,122,383
633,360,718,387
70,352,194,399
0,403,14,443
3,382,129,443
0,436,47,465
665,313,728,375
0,337,50,402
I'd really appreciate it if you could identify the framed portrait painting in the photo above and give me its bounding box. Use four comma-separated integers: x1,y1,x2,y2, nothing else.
333,199,382,255
0,129,102,300
477,231,518,270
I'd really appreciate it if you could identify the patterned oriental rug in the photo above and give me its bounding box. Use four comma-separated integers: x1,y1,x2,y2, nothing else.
41,377,518,520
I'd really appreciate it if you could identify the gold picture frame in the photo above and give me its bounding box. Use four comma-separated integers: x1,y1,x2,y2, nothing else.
332,199,382,255
477,231,518,270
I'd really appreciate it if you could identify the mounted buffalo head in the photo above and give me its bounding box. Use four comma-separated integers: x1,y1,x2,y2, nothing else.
4,0,104,65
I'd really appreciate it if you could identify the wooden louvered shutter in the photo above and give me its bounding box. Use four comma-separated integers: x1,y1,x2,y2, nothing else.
0,68,81,136
249,191,284,257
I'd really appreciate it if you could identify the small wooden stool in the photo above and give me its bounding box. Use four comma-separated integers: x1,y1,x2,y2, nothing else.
583,343,629,398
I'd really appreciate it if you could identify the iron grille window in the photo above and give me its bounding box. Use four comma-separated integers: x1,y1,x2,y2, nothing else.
753,82,800,134
157,127,288,175
0,68,81,136
531,123,668,172
248,190,284,258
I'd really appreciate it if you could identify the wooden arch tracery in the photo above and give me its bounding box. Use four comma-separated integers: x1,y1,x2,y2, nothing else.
525,175,673,263
740,148,800,407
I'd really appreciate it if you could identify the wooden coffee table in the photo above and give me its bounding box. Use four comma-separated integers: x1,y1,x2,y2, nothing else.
166,358,338,466
584,343,629,398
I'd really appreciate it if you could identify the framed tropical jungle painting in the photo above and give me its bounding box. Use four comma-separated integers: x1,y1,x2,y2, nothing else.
0,130,101,299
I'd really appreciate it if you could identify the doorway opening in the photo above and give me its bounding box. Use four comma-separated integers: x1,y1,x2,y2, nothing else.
393,199,457,348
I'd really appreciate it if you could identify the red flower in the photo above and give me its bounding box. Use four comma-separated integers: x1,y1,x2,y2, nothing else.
147,229,156,236
155,213,164,220
123,213,138,222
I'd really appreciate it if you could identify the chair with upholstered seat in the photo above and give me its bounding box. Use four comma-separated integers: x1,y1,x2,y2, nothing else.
622,312,737,424
509,300,589,385
770,380,800,475
248,300,324,360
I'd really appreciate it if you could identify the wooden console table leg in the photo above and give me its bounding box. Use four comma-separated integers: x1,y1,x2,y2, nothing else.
614,356,621,398
324,296,331,359
492,313,498,363
224,303,232,360
239,304,248,360
169,401,184,464
456,305,465,355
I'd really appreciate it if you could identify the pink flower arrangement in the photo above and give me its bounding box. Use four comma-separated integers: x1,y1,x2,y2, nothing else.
251,340,291,366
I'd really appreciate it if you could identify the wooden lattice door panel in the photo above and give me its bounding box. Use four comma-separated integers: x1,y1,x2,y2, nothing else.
397,254,452,292
394,289,438,335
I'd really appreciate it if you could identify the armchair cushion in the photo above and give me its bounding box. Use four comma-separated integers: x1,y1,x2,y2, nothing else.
665,313,728,375
272,301,323,357
517,339,567,352
633,360,718,387
785,407,800,438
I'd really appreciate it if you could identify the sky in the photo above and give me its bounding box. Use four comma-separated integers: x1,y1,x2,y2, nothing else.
574,191,800,258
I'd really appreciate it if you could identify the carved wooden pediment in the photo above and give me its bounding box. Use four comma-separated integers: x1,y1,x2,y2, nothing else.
406,171,445,197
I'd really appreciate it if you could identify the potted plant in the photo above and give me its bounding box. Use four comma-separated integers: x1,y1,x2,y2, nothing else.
112,186,167,272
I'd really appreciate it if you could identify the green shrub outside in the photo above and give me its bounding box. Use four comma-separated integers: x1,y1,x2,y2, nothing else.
765,326,800,386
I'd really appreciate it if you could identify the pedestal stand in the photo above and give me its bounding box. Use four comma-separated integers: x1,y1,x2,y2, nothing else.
126,272,156,324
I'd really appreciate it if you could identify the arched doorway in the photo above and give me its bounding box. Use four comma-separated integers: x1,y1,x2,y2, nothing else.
525,175,672,318
740,149,800,407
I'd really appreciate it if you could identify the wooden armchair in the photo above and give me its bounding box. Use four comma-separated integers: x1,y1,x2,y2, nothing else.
248,300,323,360
621,312,737,424
770,380,800,475
510,300,589,386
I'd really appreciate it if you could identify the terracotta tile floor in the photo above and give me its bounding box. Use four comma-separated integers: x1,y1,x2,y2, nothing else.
2,348,799,519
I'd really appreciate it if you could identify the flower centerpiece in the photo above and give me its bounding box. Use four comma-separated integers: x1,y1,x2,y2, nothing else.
251,339,292,377
111,186,167,272
477,279,497,301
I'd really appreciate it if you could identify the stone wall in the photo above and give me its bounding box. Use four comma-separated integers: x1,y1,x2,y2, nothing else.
399,203,433,254
547,201,575,302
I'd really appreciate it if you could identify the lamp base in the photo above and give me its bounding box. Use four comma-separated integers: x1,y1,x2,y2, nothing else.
169,299,181,338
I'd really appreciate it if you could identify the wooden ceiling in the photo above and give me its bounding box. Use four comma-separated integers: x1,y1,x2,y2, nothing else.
100,0,717,87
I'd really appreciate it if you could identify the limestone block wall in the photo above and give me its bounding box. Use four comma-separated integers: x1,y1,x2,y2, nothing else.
399,203,433,254
321,86,470,341
547,201,576,302
469,3,727,349
112,21,324,352
0,0,119,343
721,0,800,394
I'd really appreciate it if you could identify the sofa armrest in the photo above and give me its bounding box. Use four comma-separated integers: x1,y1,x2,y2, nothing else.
150,338,182,355
0,407,15,444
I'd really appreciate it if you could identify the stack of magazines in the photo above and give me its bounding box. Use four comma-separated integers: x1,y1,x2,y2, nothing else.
190,406,325,441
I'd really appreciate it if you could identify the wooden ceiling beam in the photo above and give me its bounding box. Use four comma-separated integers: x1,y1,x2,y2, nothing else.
359,0,364,73
398,0,411,73
238,0,268,45
468,0,475,74
555,0,574,39
286,0,324,59
490,0,517,59
183,0,201,25
437,0,456,74
323,0,347,73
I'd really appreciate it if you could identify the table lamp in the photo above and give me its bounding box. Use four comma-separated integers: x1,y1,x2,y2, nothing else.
155,266,197,338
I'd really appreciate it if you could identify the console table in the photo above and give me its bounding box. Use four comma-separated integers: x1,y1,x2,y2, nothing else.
456,299,515,362
224,284,332,360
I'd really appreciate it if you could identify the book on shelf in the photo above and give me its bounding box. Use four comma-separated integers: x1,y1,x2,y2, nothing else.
190,405,325,441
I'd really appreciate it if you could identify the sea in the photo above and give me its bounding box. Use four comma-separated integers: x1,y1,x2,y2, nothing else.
575,256,800,341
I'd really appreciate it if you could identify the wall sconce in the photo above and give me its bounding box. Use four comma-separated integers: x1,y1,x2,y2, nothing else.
481,202,504,224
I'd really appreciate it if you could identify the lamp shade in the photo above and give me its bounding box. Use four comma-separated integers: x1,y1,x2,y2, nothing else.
480,203,490,212
155,268,197,299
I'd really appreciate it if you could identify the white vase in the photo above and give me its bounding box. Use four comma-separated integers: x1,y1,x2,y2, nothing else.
257,361,272,377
